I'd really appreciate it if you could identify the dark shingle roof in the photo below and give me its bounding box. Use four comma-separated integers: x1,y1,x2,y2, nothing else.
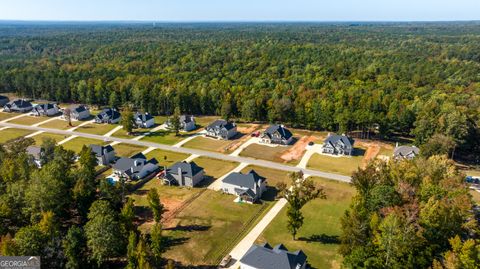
240,243,307,269
222,170,265,189
10,99,32,108
264,124,293,140
324,134,353,149
207,119,235,131
72,105,87,113
97,108,120,120
89,144,114,157
394,146,419,158
113,154,158,176
0,95,8,100
135,112,153,122
167,161,204,177
26,145,43,159
180,115,194,124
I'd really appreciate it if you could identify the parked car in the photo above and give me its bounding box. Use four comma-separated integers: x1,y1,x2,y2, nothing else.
308,141,315,146
218,254,232,268
251,131,260,137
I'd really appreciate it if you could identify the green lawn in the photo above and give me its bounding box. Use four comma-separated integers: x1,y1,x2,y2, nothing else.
470,190,480,205
307,148,366,176
258,177,355,269
112,143,148,157
193,116,219,129
182,136,234,153
145,149,190,168
39,119,78,130
466,170,480,177
239,143,294,164
112,127,151,139
154,116,168,125
378,144,394,157
141,130,190,145
191,156,239,180
241,165,291,194
32,133,68,145
75,123,118,135
0,128,33,143
163,190,270,266
8,116,49,126
0,112,17,122
61,137,107,153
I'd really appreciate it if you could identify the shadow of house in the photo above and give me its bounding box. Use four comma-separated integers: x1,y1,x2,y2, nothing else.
353,147,366,157
298,234,340,244
261,186,279,202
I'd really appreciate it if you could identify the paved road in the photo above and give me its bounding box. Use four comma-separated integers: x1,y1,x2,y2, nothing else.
0,122,352,183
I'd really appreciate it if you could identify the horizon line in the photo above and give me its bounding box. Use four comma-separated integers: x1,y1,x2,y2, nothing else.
1,19,480,23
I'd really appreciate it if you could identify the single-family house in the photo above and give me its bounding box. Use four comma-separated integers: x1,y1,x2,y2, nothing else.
240,243,307,269
322,133,354,156
89,144,116,166
26,145,43,168
0,95,9,107
163,161,205,187
113,153,159,181
393,144,420,160
260,124,293,145
134,112,155,128
95,108,121,124
221,170,266,203
32,103,59,117
70,105,90,120
166,115,196,132
3,99,33,113
205,119,237,140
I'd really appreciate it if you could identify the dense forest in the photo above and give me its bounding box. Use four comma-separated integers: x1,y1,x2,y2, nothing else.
0,22,479,162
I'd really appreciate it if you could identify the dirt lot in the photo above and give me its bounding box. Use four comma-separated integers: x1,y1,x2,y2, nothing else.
355,140,394,168
224,124,264,152
280,135,316,162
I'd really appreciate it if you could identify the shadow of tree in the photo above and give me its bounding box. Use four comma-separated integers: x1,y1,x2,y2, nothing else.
196,176,215,188
261,186,279,202
298,234,340,244
163,225,211,232
162,236,190,250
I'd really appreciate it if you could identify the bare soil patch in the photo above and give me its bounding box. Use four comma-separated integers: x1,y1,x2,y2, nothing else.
280,135,316,162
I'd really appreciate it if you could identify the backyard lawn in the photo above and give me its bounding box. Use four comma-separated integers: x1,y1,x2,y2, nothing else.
307,148,366,176
75,123,118,135
239,143,292,164
112,143,148,157
61,137,107,153
32,132,68,145
145,149,190,168
162,190,271,266
0,128,33,143
182,136,234,153
191,156,239,181
141,130,189,145
8,116,49,126
257,177,355,269
193,116,219,129
39,119,78,130
0,112,17,122
154,115,167,125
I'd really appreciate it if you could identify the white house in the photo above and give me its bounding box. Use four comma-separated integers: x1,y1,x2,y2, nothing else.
32,103,59,117
134,112,155,128
70,105,90,120
221,170,266,203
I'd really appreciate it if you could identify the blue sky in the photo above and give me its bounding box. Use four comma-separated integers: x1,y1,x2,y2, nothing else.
0,0,479,21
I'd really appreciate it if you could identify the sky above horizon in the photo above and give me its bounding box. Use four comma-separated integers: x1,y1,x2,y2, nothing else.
1,0,479,22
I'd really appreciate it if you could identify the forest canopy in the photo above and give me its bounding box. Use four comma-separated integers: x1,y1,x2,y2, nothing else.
0,22,479,162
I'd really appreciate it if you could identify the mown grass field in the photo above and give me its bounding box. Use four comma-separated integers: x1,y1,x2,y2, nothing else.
307,148,366,176
240,165,291,190
111,127,151,139
0,112,17,121
239,143,291,163
39,119,78,130
141,130,189,145
145,149,190,168
258,177,355,269
32,132,68,145
162,189,270,266
182,136,233,153
470,190,480,205
191,156,239,181
0,128,33,143
112,143,148,157
61,137,107,153
75,123,118,135
8,116,49,125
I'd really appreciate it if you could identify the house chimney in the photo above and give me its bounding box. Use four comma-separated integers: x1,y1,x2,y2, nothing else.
341,133,346,136
134,159,141,167
327,132,331,137
395,142,399,148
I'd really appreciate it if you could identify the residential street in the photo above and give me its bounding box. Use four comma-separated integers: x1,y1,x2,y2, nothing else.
0,121,352,183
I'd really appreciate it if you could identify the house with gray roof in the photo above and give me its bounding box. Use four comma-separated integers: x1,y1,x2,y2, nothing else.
70,105,90,120
0,95,9,107
32,103,59,116
163,161,205,187
134,112,155,128
322,133,354,156
393,144,420,160
89,144,116,166
95,108,121,124
240,242,307,269
4,99,33,113
206,119,237,140
221,170,266,203
113,153,159,181
166,115,196,132
26,145,43,168
260,124,293,145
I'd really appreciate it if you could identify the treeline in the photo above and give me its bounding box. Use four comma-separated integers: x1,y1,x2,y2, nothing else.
0,23,479,162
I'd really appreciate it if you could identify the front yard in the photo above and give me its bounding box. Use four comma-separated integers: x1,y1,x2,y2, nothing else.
39,119,79,130
239,143,295,164
257,177,355,269
112,143,148,157
32,132,68,145
190,156,239,182
0,112,18,122
8,116,49,126
0,128,33,143
240,165,291,199
75,123,118,135
61,137,108,153
141,130,190,145
111,127,151,139
182,136,236,153
307,148,366,176
162,189,271,266
145,149,190,168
